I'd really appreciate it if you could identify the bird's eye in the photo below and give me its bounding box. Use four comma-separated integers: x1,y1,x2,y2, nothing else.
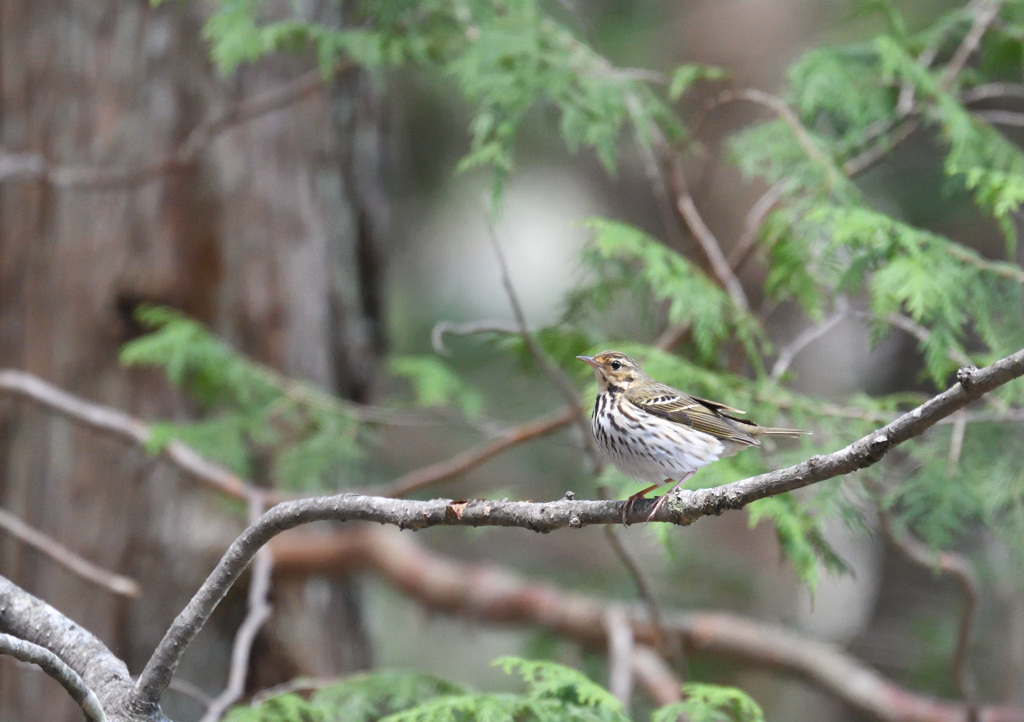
610,360,621,370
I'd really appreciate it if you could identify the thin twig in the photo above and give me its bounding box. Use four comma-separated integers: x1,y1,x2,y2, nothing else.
0,369,268,505
842,117,921,178
971,109,1024,127
941,0,1005,90
0,634,107,722
0,367,581,506
727,182,783,272
850,312,985,386
770,304,850,382
961,82,1024,102
604,607,635,705
878,512,980,712
485,219,596,459
716,88,842,188
604,526,687,674
947,411,968,473
623,93,690,252
250,677,342,706
631,646,684,707
200,497,274,722
664,153,750,311
430,319,521,356
368,406,579,498
943,241,1024,286
0,507,139,598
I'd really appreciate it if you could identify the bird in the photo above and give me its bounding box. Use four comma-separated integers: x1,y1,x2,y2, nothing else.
577,350,808,523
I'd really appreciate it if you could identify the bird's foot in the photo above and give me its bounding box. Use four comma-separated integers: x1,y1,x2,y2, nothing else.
645,494,668,522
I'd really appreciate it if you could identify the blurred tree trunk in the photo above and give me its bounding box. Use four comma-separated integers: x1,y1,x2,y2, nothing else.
0,2,384,719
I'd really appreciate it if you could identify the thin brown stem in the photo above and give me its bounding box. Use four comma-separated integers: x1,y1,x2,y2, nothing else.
941,0,1005,90
0,369,267,505
0,507,139,598
727,183,783,273
879,511,980,712
368,406,579,498
604,526,687,675
664,153,750,311
485,219,596,459
716,88,841,187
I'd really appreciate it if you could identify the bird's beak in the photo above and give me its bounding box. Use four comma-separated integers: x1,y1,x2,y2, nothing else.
576,355,598,368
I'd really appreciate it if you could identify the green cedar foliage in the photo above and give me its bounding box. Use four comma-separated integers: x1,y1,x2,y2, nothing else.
198,0,680,202
120,306,371,490
128,0,1024,585
129,0,1024,694
652,683,764,722
226,658,764,722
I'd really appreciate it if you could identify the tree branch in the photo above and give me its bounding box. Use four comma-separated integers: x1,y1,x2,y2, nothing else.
0,369,265,504
129,346,1024,714
0,576,145,721
366,406,579,498
0,632,107,722
714,88,842,188
0,368,580,504
269,525,1023,722
0,66,348,191
941,0,1005,90
485,220,597,460
664,154,751,312
430,319,521,356
880,511,980,710
199,498,274,722
0,506,139,598
604,526,687,674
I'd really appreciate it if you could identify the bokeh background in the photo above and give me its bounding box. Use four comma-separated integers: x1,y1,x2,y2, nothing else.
1,1,1018,721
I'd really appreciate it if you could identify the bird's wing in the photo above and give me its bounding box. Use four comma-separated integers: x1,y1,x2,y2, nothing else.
630,383,759,445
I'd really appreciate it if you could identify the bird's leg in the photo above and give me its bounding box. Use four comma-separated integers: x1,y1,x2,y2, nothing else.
622,483,661,525
645,472,695,522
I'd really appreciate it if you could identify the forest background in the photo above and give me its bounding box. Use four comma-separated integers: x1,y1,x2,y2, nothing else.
3,1,1024,721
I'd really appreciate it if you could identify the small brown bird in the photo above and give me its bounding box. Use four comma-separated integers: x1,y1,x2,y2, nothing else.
578,351,808,522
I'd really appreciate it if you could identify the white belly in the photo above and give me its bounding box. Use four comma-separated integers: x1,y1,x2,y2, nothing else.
592,400,725,485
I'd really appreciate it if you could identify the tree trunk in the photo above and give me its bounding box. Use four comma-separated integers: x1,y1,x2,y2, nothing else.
0,2,383,719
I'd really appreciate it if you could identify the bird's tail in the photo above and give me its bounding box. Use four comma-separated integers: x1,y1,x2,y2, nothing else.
755,426,811,438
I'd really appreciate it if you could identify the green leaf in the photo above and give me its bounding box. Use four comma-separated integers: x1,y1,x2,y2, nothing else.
668,63,727,101
747,494,849,593
653,683,765,722
570,218,766,368
493,656,625,714
225,692,323,722
389,355,484,419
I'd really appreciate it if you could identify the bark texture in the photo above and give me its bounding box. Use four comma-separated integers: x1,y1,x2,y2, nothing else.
0,1,383,718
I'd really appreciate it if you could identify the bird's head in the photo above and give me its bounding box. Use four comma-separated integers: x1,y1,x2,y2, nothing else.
576,350,645,393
